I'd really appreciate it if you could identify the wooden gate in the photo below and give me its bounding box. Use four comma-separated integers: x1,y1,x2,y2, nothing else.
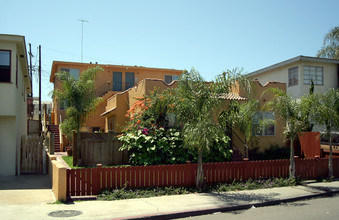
20,135,44,174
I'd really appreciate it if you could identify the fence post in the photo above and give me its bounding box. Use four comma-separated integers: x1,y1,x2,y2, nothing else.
315,156,320,179
51,160,67,201
72,131,77,167
49,132,55,155
92,164,102,195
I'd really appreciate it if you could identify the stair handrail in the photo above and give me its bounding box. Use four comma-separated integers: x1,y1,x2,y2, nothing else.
227,125,249,159
95,81,112,97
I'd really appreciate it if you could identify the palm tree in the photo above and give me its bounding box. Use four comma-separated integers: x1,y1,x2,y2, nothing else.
263,89,306,178
173,68,250,191
317,26,339,59
53,66,103,166
236,99,259,150
311,89,339,178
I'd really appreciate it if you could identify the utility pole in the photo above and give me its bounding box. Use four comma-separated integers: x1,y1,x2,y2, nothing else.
28,43,33,97
78,19,88,63
39,45,42,136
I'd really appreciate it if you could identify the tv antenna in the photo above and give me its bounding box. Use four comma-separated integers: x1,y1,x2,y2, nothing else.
78,19,88,62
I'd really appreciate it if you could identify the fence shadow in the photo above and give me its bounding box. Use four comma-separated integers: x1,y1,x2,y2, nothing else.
207,191,280,206
0,174,51,190
303,185,339,193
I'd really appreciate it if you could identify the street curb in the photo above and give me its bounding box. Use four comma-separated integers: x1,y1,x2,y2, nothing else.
116,190,339,220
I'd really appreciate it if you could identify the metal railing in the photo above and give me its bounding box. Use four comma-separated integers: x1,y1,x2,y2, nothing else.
95,81,136,97
228,126,249,159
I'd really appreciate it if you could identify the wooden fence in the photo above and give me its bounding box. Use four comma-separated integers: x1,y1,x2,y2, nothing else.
21,135,44,174
66,158,339,197
73,132,129,166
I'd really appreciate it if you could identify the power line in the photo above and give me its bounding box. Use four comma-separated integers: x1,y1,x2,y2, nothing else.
40,46,125,65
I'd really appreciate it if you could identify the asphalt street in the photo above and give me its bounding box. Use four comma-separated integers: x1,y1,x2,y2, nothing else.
179,194,339,220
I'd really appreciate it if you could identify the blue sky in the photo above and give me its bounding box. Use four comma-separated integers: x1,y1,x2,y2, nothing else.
1,0,338,101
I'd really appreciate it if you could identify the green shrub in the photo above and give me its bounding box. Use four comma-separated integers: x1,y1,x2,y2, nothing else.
119,89,231,166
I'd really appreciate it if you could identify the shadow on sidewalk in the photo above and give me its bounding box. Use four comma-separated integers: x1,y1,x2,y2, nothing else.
0,174,51,190
303,185,339,193
208,191,280,206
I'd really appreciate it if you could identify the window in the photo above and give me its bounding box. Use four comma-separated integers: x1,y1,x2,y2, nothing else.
0,50,11,82
59,100,68,110
288,67,298,87
60,68,80,80
125,72,135,89
304,66,323,85
252,111,275,136
165,75,179,84
113,72,122,91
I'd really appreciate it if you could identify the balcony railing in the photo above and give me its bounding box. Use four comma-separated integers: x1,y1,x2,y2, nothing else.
95,81,136,97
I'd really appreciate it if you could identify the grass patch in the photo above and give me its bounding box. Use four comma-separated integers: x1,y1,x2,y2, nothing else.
97,177,304,201
62,156,84,169
62,156,131,169
48,200,67,204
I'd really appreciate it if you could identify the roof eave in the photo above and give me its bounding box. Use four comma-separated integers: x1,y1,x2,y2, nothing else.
246,55,339,78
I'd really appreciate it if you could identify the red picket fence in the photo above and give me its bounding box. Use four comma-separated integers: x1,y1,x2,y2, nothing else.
66,158,339,197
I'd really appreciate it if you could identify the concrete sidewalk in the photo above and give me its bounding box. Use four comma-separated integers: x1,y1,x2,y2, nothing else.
1,178,339,220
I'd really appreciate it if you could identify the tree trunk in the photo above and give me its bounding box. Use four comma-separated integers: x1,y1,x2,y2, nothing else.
329,131,333,178
76,128,81,166
196,150,204,191
289,137,296,179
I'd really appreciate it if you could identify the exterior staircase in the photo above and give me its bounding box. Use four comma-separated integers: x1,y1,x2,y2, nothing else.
232,147,245,161
48,124,61,152
230,129,249,161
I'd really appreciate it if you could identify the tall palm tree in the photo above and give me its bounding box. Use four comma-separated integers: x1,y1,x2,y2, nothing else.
317,26,339,59
53,66,103,166
263,89,306,178
311,89,339,178
173,68,250,191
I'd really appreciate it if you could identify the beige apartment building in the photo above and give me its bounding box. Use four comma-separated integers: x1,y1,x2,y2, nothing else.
0,34,31,175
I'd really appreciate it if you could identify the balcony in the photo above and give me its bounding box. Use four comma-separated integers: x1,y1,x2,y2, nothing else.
95,81,136,97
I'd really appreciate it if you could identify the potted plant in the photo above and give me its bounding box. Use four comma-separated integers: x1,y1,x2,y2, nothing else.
66,146,72,156
297,81,321,158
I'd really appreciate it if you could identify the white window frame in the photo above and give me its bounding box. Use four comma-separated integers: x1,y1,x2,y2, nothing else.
288,67,298,87
303,65,323,85
252,111,276,136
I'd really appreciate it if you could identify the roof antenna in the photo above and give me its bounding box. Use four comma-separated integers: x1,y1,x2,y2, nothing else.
78,19,88,63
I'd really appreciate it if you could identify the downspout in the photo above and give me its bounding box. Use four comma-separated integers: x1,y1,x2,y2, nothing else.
59,115,63,150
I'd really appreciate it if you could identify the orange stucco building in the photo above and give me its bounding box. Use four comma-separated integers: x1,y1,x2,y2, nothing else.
101,78,287,158
50,61,182,131
50,61,286,159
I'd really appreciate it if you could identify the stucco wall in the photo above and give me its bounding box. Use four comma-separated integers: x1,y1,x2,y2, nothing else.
252,81,286,151
51,62,182,132
249,60,338,98
299,61,338,95
0,39,28,175
0,116,17,175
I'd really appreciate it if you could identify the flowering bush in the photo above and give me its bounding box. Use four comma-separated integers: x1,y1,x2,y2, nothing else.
119,88,231,166
119,89,191,165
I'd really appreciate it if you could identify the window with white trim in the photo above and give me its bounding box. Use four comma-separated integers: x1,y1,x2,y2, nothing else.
252,111,275,136
288,67,298,87
304,66,323,85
